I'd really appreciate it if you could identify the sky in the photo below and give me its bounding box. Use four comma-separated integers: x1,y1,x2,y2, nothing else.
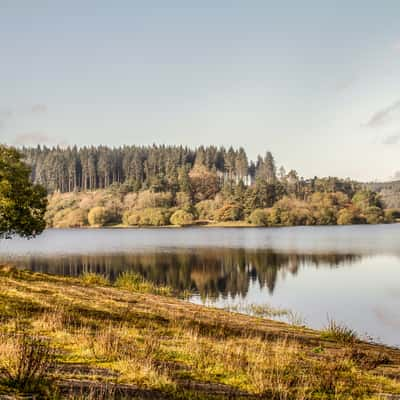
1,0,400,181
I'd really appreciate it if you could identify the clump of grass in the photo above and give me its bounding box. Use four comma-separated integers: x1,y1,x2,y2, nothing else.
79,272,110,286
0,330,55,394
114,271,172,296
322,318,358,343
222,303,306,326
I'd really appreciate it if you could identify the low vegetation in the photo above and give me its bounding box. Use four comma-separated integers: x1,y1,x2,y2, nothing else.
1,266,400,399
44,186,398,229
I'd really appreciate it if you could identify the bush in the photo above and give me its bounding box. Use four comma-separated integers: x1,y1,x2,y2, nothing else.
322,319,357,344
195,199,220,221
363,206,384,224
123,208,171,226
122,209,142,226
52,208,89,228
270,197,314,226
115,271,172,296
175,191,193,212
170,210,194,226
80,272,109,286
215,203,242,222
337,207,365,225
136,190,173,209
88,206,108,226
140,208,171,226
248,209,269,226
384,208,400,223
0,331,55,393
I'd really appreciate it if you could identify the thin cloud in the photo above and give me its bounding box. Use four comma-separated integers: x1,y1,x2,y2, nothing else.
365,99,400,128
13,132,68,147
31,104,47,113
382,133,400,144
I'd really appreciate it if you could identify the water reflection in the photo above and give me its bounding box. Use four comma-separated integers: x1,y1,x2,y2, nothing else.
4,249,361,299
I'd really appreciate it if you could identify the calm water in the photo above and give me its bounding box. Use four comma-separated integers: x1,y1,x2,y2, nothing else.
1,225,399,346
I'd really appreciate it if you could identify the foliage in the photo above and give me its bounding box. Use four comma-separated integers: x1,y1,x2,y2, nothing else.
269,197,315,226
26,144,390,228
115,271,173,296
337,207,364,225
363,206,384,224
123,208,171,226
174,191,193,212
384,208,400,222
80,272,110,286
215,202,242,222
170,210,194,226
53,208,88,228
0,330,55,394
322,319,358,344
136,190,173,209
88,206,108,226
195,198,222,221
248,209,269,226
0,145,47,238
188,164,219,202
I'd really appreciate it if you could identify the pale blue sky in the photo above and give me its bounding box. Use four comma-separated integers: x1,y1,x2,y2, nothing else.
1,1,400,181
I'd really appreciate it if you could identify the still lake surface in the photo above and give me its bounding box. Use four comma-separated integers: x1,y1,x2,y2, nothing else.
1,225,399,346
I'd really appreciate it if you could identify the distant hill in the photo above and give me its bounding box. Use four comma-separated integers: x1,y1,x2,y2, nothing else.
367,181,400,209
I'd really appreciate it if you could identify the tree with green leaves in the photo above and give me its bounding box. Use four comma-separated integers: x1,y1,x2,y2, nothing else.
0,145,47,238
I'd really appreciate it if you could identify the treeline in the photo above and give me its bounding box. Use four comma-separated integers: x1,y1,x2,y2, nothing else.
22,145,360,196
24,144,399,228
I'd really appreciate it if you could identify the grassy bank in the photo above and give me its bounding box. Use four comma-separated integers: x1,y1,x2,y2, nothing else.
1,267,400,399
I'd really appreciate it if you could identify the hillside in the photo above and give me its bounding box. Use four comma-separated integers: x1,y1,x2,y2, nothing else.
367,181,400,209
1,266,400,399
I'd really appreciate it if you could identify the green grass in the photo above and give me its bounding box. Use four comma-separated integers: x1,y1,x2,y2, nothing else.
114,271,173,296
322,318,358,344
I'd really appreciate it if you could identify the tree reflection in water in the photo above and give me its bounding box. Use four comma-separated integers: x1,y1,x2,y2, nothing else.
7,249,361,299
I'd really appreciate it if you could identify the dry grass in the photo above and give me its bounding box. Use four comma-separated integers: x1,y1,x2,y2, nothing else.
0,266,400,399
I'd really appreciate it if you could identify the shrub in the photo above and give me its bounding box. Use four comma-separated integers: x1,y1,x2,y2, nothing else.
215,203,242,222
123,192,138,209
195,199,220,221
53,208,88,228
88,206,108,226
136,190,173,209
122,208,171,226
248,209,269,226
122,209,142,226
140,208,171,226
115,271,172,296
270,197,314,226
0,331,55,393
363,206,384,224
352,190,380,210
322,319,357,343
175,191,193,212
337,207,365,225
384,208,400,223
104,198,123,224
80,272,109,286
170,210,194,226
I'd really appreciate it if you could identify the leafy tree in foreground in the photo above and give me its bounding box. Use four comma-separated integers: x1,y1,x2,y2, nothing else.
0,145,47,238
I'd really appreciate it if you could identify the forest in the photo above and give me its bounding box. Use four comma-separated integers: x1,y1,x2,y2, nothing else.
20,145,399,228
